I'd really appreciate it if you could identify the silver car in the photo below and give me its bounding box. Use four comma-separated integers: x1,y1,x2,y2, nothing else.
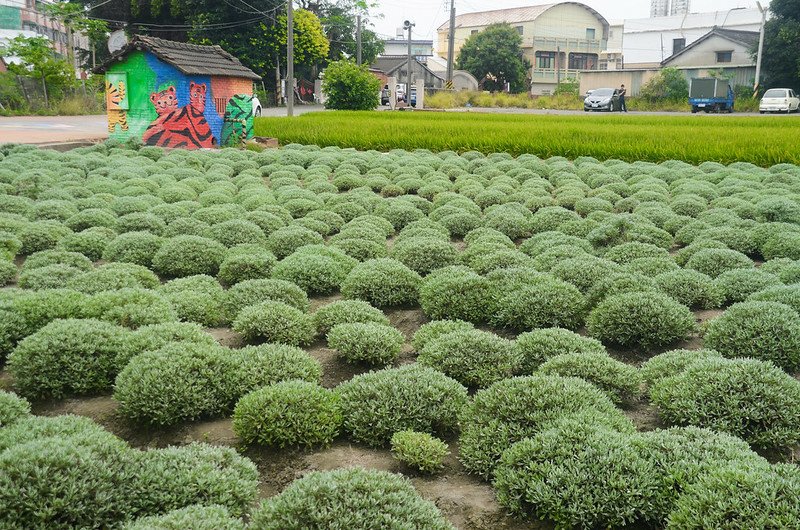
584,88,621,112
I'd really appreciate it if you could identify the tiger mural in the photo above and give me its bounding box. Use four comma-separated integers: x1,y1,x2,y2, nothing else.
142,82,215,149
106,80,129,133
221,94,254,148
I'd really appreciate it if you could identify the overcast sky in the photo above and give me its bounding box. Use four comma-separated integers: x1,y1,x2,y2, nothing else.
371,0,769,43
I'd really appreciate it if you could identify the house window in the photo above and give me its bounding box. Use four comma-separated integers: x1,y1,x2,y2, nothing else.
716,51,733,63
673,38,686,55
535,51,556,69
470,29,478,35
586,28,596,40
568,52,598,70
516,26,524,35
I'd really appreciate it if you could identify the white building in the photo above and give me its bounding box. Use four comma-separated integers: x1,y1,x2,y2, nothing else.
623,7,762,68
382,28,433,58
652,0,691,18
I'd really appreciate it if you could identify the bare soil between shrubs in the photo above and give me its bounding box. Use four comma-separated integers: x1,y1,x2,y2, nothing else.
0,292,753,530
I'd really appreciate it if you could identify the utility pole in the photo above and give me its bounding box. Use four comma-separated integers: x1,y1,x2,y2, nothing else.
754,1,766,97
404,20,415,101
356,14,362,66
287,0,294,117
446,0,455,87
556,45,561,90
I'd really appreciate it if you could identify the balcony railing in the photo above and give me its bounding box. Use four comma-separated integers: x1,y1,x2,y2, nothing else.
531,68,582,83
524,36,605,52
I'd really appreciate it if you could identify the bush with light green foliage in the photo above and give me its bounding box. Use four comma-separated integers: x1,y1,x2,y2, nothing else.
17,263,83,290
419,328,518,388
102,231,163,267
538,352,643,404
223,278,309,321
265,225,324,259
233,300,314,346
272,246,356,294
0,259,17,286
327,322,404,366
703,300,800,371
639,348,722,386
68,262,160,294
0,390,30,427
588,292,695,349
650,357,800,449
418,266,491,323
152,235,227,277
390,237,459,276
158,275,226,327
249,468,454,529
340,258,421,307
747,283,800,313
309,300,387,335
654,269,724,309
335,364,469,447
233,381,340,448
459,375,634,478
8,318,134,400
391,430,449,473
217,250,277,286
491,273,587,331
84,288,177,328
714,268,781,305
320,59,382,110
513,327,606,374
665,462,800,529
411,319,476,351
684,247,752,278
123,505,245,530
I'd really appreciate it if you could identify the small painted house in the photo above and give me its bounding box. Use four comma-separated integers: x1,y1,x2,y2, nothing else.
94,35,261,149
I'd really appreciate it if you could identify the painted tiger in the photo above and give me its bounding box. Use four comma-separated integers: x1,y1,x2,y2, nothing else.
142,82,215,149
221,94,254,148
106,81,129,133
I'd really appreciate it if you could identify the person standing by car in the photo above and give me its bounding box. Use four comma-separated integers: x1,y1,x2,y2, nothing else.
618,84,627,112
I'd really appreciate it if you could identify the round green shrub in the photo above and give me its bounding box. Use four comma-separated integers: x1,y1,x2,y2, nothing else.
761,257,800,283
223,278,309,321
624,256,680,277
3,288,89,344
157,274,225,327
232,300,314,346
230,343,322,395
119,321,217,368
8,318,133,400
494,423,659,529
714,268,781,305
19,221,72,254
0,390,30,427
419,266,491,324
205,219,266,247
127,442,259,518
762,232,800,260
123,505,245,530
419,328,519,388
673,239,728,267
65,208,117,232
586,271,658,307
650,357,800,448
390,430,449,474
84,288,177,328
640,348,722,386
603,241,669,264
411,319,475,351
491,274,587,331
634,426,767,524
249,468,454,530
163,217,210,238
389,237,458,276
654,269,724,309
684,247,753,278
335,364,469,447
21,249,93,272
102,231,163,267
665,462,800,529
513,327,606,374
265,225,324,259
68,262,160,294
747,284,800,313
152,236,227,277
116,212,166,236
327,322,404,366
588,292,695,349
114,342,237,425
459,374,634,478
549,256,620,294
340,258,421,307
272,252,352,294
538,352,642,404
703,301,800,371
17,263,83,290
311,299,389,335
0,413,123,452
217,250,277,286
233,381,341,448
0,259,17,286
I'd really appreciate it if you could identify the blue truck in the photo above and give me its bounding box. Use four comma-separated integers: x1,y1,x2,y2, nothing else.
690,78,734,113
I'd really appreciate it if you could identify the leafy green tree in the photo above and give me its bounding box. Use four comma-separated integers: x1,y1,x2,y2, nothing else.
0,36,75,107
321,60,380,110
639,67,688,102
40,1,109,69
266,9,330,68
456,23,531,93
758,0,800,91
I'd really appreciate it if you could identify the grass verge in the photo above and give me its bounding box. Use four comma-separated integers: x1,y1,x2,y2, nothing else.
254,111,798,166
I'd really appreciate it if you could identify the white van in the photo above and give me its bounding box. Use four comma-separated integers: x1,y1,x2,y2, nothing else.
759,88,800,113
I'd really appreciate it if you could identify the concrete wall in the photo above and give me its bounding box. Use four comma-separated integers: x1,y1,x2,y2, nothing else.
579,65,756,96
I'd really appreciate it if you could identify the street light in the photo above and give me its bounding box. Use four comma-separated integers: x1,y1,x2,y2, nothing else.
404,20,415,103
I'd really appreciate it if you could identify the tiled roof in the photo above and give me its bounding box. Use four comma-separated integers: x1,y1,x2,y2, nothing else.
437,4,557,30
94,35,261,80
661,27,760,65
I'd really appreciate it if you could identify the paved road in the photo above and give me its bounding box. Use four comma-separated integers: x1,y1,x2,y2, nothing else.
1,105,793,144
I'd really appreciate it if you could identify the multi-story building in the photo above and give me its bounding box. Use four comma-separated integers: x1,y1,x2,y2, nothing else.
382,30,434,59
436,2,610,95
651,0,691,18
670,0,690,17
0,0,89,73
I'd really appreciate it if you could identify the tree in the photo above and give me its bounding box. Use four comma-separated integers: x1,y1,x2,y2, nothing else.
266,9,330,69
41,1,109,69
456,23,530,93
321,59,380,110
321,6,383,65
639,67,688,102
0,36,74,107
758,0,800,91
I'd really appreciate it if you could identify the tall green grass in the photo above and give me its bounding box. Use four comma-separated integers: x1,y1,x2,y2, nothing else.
254,111,798,166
